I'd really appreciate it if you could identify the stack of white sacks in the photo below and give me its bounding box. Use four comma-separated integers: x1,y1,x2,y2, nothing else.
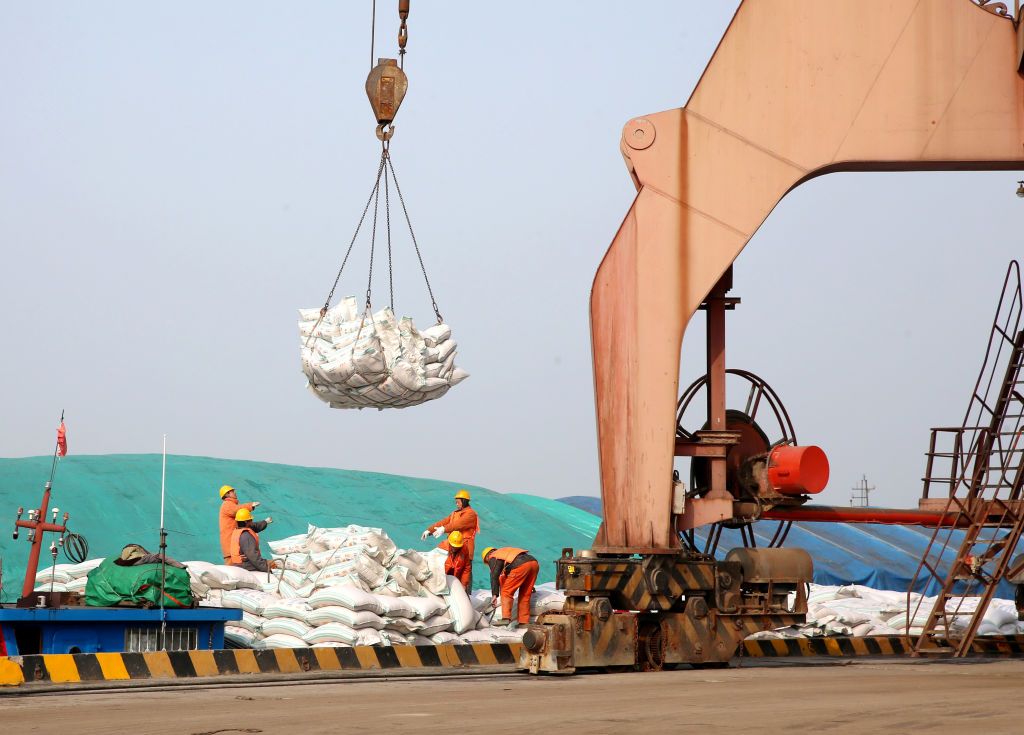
748,583,1024,640
33,558,106,593
188,524,527,649
299,297,469,410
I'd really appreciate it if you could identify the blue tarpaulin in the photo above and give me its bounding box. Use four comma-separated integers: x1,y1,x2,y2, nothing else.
694,521,1020,597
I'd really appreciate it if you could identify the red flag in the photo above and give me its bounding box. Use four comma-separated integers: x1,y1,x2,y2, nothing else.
57,421,68,457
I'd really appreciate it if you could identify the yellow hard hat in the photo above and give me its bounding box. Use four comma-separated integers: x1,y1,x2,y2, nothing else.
454,489,471,501
481,546,496,562
448,531,464,548
235,507,253,522
219,485,235,499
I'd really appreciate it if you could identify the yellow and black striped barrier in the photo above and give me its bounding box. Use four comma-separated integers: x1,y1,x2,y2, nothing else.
0,643,522,687
741,635,1024,658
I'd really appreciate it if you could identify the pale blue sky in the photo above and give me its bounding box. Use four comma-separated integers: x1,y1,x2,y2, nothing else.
1,2,1021,510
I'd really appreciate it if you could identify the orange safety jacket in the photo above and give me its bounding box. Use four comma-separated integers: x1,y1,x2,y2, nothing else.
430,507,480,557
228,527,260,566
445,547,472,588
220,499,255,558
486,547,531,597
490,547,527,564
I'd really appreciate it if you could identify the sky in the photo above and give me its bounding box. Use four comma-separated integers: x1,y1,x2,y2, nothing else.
1,2,1021,510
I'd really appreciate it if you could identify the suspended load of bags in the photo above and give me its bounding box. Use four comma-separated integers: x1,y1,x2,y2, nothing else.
300,297,468,410
300,27,468,410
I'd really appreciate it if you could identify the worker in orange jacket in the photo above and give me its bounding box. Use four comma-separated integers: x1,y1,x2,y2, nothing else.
228,508,280,573
422,489,480,586
444,531,472,589
218,485,271,563
482,546,539,627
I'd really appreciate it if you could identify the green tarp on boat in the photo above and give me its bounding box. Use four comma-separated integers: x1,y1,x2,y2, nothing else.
85,558,193,608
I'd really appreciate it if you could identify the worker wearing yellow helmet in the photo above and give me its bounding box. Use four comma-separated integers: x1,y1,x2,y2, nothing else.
422,488,480,588
443,531,472,589
227,507,279,573
482,546,539,628
218,484,271,563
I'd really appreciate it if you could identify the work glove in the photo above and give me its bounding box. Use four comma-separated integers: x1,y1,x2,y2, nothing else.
251,501,261,508
264,516,273,524
432,526,446,538
420,530,430,541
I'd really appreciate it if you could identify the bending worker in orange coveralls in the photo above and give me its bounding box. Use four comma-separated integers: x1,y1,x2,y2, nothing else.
444,531,472,589
219,484,270,563
422,489,480,587
482,546,539,628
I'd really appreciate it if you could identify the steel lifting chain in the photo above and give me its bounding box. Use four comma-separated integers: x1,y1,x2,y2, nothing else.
315,142,443,335
384,148,443,323
398,0,409,68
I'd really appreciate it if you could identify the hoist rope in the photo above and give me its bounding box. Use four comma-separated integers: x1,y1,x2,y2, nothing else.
310,141,443,349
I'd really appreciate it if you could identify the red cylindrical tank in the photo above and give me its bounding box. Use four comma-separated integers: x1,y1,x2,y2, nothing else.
767,445,829,495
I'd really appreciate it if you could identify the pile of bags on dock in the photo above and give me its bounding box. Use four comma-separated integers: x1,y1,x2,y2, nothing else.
748,583,1024,640
189,523,526,649
299,298,469,410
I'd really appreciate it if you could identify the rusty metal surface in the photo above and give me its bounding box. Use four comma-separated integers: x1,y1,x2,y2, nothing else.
365,57,408,140
590,0,1024,549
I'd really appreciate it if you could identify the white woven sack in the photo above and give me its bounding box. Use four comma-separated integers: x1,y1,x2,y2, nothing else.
236,613,265,633
458,630,495,644
406,634,434,646
224,626,258,648
401,594,446,621
308,586,384,614
430,631,460,645
64,558,105,578
221,589,278,615
490,627,525,643
386,566,422,596
256,634,306,649
419,614,453,636
443,576,477,634
384,617,425,634
322,607,386,630
65,577,89,593
268,534,309,556
262,598,312,622
261,618,312,639
391,550,431,582
310,545,370,568
307,606,362,627
304,622,359,645
420,550,449,594
36,565,74,585
312,573,368,592
346,534,397,565
379,630,409,646
356,628,384,646
377,595,417,619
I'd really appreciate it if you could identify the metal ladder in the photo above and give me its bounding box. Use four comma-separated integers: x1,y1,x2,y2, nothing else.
909,261,1024,656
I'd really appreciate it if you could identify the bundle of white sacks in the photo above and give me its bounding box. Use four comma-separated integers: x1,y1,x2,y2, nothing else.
189,523,528,649
748,583,1024,640
299,297,469,410
33,558,106,593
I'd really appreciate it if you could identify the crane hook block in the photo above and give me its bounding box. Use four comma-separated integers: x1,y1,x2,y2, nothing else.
366,58,408,133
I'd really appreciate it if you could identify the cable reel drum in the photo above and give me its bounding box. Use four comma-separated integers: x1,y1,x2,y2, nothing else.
676,369,829,514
